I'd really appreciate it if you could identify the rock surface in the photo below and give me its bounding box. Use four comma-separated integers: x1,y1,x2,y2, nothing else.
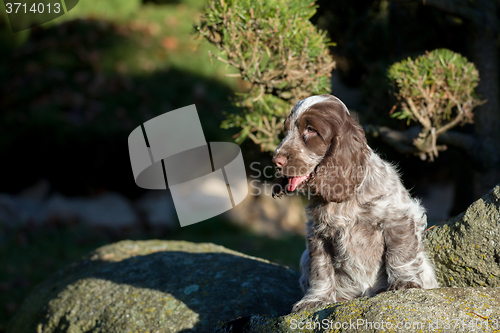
9,240,302,333
10,185,500,333
425,184,500,287
45,193,138,228
211,184,500,332
212,287,500,332
0,191,139,229
136,191,178,228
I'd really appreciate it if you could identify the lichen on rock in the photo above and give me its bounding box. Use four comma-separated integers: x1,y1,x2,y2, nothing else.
9,240,302,333
212,287,500,332
212,184,500,332
424,184,500,287
10,184,500,333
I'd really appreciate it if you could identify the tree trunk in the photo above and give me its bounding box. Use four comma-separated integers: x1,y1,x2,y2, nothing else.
471,25,500,198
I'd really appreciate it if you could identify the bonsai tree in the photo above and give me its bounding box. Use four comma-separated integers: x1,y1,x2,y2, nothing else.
388,49,485,161
392,0,500,198
197,0,335,152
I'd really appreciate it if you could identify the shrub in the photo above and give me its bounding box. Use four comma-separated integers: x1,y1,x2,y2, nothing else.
197,0,335,152
388,48,485,160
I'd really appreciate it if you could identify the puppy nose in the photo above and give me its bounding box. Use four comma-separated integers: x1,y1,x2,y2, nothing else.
273,155,287,169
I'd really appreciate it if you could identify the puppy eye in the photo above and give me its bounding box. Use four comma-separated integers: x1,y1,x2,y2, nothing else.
305,126,317,135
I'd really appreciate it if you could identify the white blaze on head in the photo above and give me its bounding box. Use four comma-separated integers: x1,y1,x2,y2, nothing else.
290,95,330,120
290,95,350,121
330,95,351,116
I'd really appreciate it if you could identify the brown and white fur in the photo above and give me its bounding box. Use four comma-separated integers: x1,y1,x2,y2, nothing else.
271,94,438,312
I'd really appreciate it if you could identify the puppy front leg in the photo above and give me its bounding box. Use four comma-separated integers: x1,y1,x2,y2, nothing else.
292,237,336,312
384,221,423,290
298,248,310,293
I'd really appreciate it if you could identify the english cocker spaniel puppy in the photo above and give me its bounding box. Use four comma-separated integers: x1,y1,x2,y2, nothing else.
272,94,438,312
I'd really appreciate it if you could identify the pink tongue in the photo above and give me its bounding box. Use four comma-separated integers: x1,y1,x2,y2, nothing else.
287,175,308,192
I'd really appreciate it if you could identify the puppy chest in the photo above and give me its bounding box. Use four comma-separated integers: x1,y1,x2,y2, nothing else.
326,226,385,275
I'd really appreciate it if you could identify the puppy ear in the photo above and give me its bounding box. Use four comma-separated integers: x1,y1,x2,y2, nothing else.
313,118,369,202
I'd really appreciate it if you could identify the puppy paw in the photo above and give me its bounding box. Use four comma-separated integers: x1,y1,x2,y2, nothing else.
292,299,328,312
388,280,421,291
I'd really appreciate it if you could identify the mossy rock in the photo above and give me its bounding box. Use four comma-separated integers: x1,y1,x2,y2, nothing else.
9,240,302,333
212,287,500,332
424,184,500,287
10,185,500,333
212,184,500,332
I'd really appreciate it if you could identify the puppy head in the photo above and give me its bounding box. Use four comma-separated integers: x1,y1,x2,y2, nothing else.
272,94,369,202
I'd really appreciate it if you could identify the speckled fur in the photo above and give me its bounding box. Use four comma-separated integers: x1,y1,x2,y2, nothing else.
272,95,438,312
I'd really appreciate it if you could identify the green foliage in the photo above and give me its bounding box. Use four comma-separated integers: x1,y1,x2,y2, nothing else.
387,49,485,160
198,0,335,152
